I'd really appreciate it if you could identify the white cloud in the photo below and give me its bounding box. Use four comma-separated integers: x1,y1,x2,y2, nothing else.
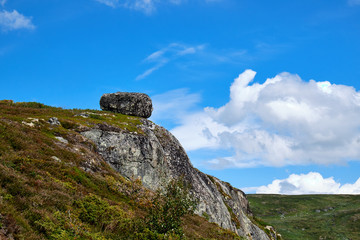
135,65,163,81
151,88,201,124
96,0,119,8
125,0,156,14
0,10,35,31
171,112,228,150
250,172,360,194
94,0,163,14
165,69,360,168
0,0,6,7
96,0,155,13
136,43,205,80
95,0,218,14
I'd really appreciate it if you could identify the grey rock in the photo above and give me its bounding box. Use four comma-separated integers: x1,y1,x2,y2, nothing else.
75,113,90,118
81,119,270,239
48,117,61,126
51,156,61,162
55,136,68,144
100,92,153,118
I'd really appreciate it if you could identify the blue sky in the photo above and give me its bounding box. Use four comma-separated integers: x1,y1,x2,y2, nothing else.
1,0,360,194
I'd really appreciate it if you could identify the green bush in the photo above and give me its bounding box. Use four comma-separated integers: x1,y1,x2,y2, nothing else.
76,195,110,225
75,194,132,234
146,178,197,235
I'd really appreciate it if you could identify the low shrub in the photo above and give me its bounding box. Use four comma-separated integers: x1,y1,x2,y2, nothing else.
146,178,197,235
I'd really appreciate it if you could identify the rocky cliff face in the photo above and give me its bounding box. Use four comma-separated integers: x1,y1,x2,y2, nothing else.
81,119,270,240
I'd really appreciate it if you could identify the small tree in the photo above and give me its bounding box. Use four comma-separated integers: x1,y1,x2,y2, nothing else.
146,178,198,235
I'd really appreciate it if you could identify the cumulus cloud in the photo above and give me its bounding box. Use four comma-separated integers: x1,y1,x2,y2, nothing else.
136,43,205,80
248,172,360,194
168,69,360,168
0,10,35,31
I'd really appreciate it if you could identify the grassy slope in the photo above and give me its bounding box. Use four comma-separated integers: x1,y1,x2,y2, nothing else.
247,194,360,240
0,100,242,240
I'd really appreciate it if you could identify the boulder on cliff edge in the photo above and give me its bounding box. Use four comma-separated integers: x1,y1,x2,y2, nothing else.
100,92,153,118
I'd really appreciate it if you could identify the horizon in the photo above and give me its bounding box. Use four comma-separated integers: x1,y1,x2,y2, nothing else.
1,0,360,195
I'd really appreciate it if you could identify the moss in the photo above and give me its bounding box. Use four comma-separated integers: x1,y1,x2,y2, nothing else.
225,203,241,229
114,114,144,134
246,215,275,240
207,174,215,183
207,175,232,200
202,212,210,221
215,181,232,200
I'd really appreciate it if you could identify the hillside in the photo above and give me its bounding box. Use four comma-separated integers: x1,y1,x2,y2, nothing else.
247,194,360,240
0,100,249,240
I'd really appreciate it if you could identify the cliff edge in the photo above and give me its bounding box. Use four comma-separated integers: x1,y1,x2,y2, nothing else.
80,92,272,239
82,119,270,239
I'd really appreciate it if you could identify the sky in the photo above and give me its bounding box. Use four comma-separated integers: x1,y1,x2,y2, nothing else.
1,0,360,194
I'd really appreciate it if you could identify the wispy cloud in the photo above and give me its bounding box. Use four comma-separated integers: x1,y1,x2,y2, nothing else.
95,0,216,14
0,10,35,31
0,0,6,7
96,0,158,14
151,88,201,126
348,0,360,6
136,43,205,80
96,0,119,8
135,42,281,82
157,70,360,169
135,65,162,81
244,172,360,194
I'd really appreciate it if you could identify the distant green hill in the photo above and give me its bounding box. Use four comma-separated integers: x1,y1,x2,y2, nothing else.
247,194,360,240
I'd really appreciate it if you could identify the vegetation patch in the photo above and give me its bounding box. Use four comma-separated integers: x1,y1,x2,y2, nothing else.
215,182,232,200
224,202,241,229
146,178,197,235
248,194,360,240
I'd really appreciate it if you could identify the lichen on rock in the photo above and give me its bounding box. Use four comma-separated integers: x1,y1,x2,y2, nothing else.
100,92,153,118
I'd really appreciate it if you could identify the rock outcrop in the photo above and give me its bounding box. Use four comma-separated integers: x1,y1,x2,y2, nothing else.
81,119,270,239
48,117,61,126
100,92,153,118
